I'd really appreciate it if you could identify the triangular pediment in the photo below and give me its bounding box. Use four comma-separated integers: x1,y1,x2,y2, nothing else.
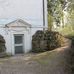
5,19,31,28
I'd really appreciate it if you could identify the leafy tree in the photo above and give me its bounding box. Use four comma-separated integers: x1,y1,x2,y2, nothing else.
61,0,74,34
47,0,68,30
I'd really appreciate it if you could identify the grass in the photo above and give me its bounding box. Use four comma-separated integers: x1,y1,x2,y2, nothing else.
59,25,74,37
31,44,71,74
0,53,12,64
32,50,60,65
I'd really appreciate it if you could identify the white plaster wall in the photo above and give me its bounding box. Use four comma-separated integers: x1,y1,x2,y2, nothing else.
0,27,32,55
31,27,43,36
0,0,48,55
0,27,12,54
25,29,32,53
0,0,48,27
0,28,5,36
8,27,31,55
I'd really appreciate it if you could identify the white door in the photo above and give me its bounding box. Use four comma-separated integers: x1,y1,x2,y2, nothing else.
14,34,24,54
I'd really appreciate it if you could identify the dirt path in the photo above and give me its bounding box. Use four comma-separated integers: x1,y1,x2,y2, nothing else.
0,46,72,74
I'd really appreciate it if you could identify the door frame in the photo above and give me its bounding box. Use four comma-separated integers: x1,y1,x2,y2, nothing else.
14,34,24,54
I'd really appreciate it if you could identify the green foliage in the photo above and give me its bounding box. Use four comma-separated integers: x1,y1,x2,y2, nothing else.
59,24,74,36
67,0,74,13
48,14,53,31
47,0,74,35
67,10,74,29
47,0,67,27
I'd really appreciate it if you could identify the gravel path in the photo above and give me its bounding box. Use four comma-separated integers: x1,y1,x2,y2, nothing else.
0,46,72,74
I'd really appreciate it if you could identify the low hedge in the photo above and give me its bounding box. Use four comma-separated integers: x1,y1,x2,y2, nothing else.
32,30,67,53
0,35,6,53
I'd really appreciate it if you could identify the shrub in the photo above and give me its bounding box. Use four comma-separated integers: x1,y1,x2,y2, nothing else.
0,35,6,53
32,30,67,53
